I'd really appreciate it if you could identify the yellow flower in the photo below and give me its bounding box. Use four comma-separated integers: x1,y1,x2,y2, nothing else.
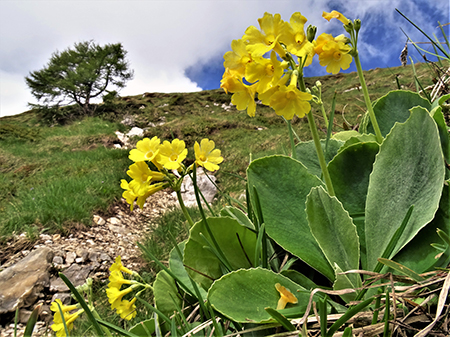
269,83,312,120
126,161,165,196
245,51,287,93
223,39,253,78
109,270,133,290
318,40,352,75
279,12,309,56
50,299,82,337
243,12,286,58
110,256,134,275
157,139,188,170
322,10,350,25
106,285,135,307
221,69,257,117
129,136,161,162
194,139,224,172
121,179,167,210
115,297,137,320
275,283,298,310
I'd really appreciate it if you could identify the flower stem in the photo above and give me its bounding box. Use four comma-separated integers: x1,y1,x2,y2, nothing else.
287,119,297,160
176,190,195,228
353,52,383,143
306,112,335,196
298,72,335,196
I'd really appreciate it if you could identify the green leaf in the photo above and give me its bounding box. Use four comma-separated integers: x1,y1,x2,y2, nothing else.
183,217,257,289
294,139,344,178
365,107,445,271
332,130,361,142
220,206,255,230
378,258,425,282
333,264,359,303
430,106,450,164
392,184,450,272
360,90,431,136
153,270,182,318
208,268,311,323
168,242,207,301
247,155,334,280
306,186,361,296
24,303,41,337
327,141,379,268
265,307,296,331
129,319,155,337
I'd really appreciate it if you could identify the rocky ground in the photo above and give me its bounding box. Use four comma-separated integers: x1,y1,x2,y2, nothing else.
0,189,179,337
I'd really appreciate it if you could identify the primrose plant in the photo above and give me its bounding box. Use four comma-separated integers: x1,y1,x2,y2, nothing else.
48,9,449,337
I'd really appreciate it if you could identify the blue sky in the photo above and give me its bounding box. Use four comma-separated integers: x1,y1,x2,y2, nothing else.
1,0,449,117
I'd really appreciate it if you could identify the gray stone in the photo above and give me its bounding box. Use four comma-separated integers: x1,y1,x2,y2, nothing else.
52,256,64,265
51,292,72,305
0,247,53,314
178,168,217,207
50,264,95,292
65,251,76,264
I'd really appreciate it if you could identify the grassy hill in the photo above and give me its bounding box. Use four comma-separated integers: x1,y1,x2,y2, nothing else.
0,62,441,244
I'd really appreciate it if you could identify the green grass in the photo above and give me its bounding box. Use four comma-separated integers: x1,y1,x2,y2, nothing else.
0,117,130,241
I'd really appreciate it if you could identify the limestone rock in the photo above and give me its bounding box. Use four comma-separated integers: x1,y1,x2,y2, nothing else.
177,168,217,207
50,264,95,292
0,247,53,314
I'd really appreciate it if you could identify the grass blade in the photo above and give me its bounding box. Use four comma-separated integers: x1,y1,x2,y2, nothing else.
265,307,296,331
23,303,42,337
58,273,105,336
97,319,141,337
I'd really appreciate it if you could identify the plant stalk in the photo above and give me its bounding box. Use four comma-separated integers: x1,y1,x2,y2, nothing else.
353,53,383,143
298,71,335,196
176,189,195,228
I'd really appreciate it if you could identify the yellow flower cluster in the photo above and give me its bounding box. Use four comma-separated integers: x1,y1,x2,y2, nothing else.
121,136,223,210
106,256,139,320
221,11,353,119
50,299,83,337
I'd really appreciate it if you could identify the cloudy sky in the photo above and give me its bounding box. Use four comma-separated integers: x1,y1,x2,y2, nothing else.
1,0,448,117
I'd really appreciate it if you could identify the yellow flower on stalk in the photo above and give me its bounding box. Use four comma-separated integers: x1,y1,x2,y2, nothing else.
221,69,257,117
245,51,287,93
267,73,312,120
275,283,298,310
322,10,350,25
126,161,165,196
157,139,188,170
243,12,286,58
129,136,161,162
121,179,167,210
106,285,135,308
50,299,82,337
110,255,134,275
109,270,134,289
279,12,309,56
115,297,137,320
194,138,224,172
223,39,253,78
316,35,352,74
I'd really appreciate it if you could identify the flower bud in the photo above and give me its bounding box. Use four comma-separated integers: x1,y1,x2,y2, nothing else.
354,19,361,33
306,25,317,43
344,21,353,34
315,81,322,88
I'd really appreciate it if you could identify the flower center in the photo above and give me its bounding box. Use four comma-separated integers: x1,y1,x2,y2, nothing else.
265,64,275,76
145,151,154,159
295,33,304,45
170,154,178,161
333,51,342,60
199,154,207,162
265,34,275,46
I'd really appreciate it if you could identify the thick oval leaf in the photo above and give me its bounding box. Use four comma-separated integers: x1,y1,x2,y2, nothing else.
208,268,309,323
169,242,207,300
306,186,361,297
153,270,182,318
129,318,155,336
294,139,343,178
247,155,334,280
328,141,379,267
392,184,450,273
365,108,445,271
183,217,257,289
360,90,431,136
